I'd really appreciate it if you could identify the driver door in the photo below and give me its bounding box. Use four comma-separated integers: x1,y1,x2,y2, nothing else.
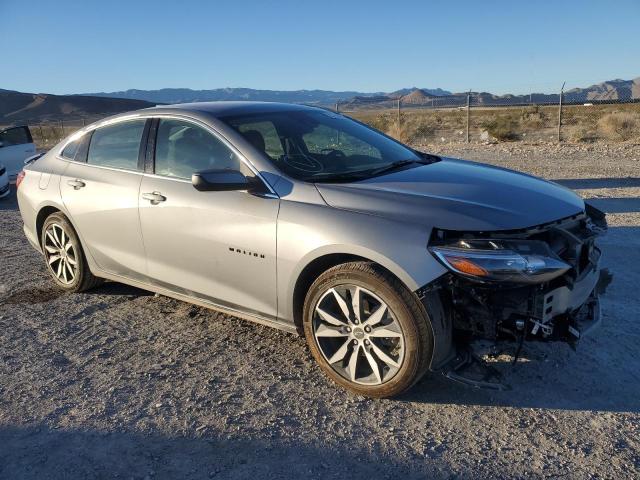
138,118,279,319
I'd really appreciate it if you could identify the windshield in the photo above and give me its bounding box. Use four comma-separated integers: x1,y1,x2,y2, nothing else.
220,109,434,182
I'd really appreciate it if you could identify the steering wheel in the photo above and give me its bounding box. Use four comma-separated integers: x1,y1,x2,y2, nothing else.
320,148,346,158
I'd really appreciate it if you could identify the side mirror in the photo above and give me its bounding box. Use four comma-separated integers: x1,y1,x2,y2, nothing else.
192,169,250,192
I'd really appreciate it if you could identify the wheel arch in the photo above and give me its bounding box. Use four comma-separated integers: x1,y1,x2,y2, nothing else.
35,205,63,250
34,204,93,269
289,248,420,334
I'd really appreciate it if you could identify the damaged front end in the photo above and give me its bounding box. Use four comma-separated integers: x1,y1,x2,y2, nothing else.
422,203,612,386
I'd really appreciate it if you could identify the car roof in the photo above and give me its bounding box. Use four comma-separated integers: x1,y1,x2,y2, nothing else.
140,101,322,118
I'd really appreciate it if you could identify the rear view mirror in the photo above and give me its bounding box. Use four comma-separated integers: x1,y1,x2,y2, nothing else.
192,169,250,192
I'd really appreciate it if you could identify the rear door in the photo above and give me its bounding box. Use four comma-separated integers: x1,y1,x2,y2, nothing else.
0,126,36,178
60,119,149,281
138,117,280,319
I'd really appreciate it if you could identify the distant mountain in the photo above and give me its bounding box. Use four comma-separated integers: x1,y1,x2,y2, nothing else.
0,89,155,124
389,87,452,98
564,78,640,102
342,78,640,109
82,87,452,105
3,76,638,124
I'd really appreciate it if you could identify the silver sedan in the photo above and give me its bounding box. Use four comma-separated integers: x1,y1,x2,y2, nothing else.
17,102,609,397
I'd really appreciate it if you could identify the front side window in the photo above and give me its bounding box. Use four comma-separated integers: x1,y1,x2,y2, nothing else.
154,119,243,179
222,109,426,182
87,120,146,171
0,126,32,147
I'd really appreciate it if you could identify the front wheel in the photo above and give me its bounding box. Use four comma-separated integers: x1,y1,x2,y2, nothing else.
303,262,433,398
41,212,103,292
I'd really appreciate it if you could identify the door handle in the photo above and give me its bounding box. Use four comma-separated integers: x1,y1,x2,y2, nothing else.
67,179,86,190
142,191,167,204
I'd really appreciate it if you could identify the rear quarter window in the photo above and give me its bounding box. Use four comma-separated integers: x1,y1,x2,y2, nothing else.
61,138,80,160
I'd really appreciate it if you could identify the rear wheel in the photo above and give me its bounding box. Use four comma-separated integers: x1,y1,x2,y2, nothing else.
41,212,102,292
303,262,433,398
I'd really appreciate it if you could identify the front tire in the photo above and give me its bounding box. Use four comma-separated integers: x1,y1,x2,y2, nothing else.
303,262,433,398
41,212,102,292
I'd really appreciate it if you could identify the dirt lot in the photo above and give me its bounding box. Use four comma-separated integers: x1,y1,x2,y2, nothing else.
1,142,639,479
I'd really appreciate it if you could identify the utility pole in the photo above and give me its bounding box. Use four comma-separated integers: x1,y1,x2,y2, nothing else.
466,90,471,143
397,96,401,133
557,81,565,143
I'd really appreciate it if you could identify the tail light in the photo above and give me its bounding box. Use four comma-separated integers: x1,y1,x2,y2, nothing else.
16,170,26,189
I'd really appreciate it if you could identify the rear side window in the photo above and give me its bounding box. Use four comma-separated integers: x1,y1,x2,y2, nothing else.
87,120,146,171
0,126,32,147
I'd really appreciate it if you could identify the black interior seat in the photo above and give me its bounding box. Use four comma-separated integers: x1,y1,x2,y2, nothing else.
242,129,266,153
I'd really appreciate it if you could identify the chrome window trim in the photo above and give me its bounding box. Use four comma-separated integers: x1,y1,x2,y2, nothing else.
57,112,278,197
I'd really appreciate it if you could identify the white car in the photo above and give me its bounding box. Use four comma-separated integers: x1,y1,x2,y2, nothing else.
0,126,36,180
0,161,9,198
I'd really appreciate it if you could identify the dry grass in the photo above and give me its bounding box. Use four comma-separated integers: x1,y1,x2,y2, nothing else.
597,112,640,141
348,103,640,144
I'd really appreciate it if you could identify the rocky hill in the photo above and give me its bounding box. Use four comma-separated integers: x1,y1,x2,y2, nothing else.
0,89,155,124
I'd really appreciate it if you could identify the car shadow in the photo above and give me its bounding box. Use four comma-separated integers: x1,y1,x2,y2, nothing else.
585,197,640,213
0,185,18,211
0,425,452,479
553,177,640,190
84,281,154,297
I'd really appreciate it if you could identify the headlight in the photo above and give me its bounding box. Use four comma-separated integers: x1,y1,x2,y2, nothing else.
429,238,570,284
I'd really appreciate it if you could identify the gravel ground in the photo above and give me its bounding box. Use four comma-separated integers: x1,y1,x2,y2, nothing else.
1,142,639,479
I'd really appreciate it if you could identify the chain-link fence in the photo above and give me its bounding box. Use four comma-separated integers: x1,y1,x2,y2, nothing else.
343,94,640,145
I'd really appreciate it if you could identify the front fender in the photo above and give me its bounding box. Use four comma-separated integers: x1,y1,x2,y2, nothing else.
276,200,447,324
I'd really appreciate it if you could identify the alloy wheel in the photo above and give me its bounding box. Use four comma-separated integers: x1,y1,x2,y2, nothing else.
43,223,78,285
312,285,405,385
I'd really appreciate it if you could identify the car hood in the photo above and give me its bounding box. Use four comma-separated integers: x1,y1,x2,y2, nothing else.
315,158,585,231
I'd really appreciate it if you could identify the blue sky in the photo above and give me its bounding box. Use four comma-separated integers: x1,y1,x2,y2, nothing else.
2,0,638,95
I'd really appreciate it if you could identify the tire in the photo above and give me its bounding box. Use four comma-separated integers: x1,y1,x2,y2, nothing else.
41,212,103,292
303,261,433,398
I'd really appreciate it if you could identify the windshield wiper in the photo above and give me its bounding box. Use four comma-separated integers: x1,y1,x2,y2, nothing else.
364,159,423,178
306,158,430,183
305,170,373,183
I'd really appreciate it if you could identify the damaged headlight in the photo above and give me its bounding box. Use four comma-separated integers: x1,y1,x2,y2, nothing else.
429,238,570,284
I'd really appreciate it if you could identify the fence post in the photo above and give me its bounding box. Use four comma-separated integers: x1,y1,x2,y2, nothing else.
466,90,471,143
335,102,339,113
60,119,64,141
557,81,565,143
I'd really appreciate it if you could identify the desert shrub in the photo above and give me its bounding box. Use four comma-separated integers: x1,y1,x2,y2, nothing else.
482,116,520,141
401,114,436,143
521,105,548,128
408,122,436,142
597,112,640,141
361,113,394,133
567,125,596,143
